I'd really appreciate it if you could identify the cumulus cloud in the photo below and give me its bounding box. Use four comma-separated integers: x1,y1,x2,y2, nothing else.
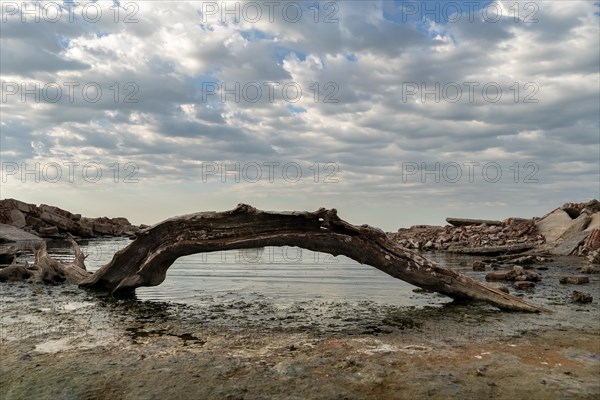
0,0,598,228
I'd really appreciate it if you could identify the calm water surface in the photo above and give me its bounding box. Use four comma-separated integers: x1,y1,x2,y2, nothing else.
44,238,481,307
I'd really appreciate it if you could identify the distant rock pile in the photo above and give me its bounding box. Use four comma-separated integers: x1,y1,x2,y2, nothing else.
0,198,140,240
390,219,544,254
390,200,600,258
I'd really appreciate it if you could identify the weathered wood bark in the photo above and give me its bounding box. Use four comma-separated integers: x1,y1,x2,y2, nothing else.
0,237,91,283
80,204,544,312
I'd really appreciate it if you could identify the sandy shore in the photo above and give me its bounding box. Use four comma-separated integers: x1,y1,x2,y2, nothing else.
1,257,599,400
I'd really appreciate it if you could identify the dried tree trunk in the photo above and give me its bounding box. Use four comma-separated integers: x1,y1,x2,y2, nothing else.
0,237,91,284
80,204,544,312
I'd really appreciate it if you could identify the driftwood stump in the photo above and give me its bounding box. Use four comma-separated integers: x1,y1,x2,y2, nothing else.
0,237,91,284
79,204,544,312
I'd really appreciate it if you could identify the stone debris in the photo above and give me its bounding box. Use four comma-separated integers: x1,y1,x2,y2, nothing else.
559,276,590,285
513,281,536,290
390,200,599,258
391,219,544,253
485,265,541,288
572,291,593,303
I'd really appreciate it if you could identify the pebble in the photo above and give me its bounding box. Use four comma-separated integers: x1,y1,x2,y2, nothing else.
572,291,593,303
559,276,590,285
514,281,535,289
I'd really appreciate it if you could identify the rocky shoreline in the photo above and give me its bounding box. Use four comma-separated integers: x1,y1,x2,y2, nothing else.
1,200,599,399
0,198,142,241
389,200,600,262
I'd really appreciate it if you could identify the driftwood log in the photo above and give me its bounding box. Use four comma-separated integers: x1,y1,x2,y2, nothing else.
0,237,91,284
79,204,543,312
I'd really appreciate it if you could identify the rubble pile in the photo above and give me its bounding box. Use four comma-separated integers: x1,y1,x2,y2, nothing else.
390,199,600,257
390,219,544,253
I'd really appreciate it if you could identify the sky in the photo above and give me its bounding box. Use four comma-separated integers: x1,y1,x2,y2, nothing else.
0,0,599,230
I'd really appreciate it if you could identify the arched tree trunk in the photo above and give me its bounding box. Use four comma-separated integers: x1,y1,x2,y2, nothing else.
80,204,544,312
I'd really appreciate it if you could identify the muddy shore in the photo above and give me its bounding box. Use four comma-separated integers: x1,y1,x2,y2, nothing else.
1,255,599,400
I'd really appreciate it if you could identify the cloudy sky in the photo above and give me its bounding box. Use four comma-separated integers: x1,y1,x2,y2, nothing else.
1,0,598,230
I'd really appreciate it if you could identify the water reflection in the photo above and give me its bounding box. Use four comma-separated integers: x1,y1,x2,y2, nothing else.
41,239,453,307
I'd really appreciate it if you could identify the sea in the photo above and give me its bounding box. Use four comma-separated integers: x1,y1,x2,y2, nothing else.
41,238,481,308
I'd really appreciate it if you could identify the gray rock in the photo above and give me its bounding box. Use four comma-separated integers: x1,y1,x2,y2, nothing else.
535,209,575,244
559,276,590,285
9,209,27,228
583,199,600,214
572,291,593,303
0,223,43,245
584,212,599,232
514,281,535,289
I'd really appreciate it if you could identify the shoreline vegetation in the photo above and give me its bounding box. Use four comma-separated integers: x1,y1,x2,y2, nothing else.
1,198,599,399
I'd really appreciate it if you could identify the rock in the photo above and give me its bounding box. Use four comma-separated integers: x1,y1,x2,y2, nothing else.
550,214,592,255
93,222,116,235
447,244,535,255
584,213,600,232
559,276,590,285
0,223,43,245
580,265,600,274
9,209,27,228
514,273,541,282
446,218,502,227
512,255,535,265
551,232,590,256
485,272,509,281
585,249,600,265
472,261,486,271
583,199,600,214
572,291,593,303
39,210,75,232
584,228,600,250
514,281,535,289
536,209,576,244
502,217,531,226
0,198,140,238
38,226,61,237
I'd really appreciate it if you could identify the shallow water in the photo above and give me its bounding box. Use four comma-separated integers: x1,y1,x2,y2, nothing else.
11,238,590,329
44,238,459,307
2,238,599,341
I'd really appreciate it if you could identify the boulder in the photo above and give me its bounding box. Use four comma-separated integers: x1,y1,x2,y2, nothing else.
9,209,27,228
549,214,591,255
584,213,600,232
0,223,43,245
39,210,75,232
583,199,600,214
535,209,576,243
93,222,116,235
